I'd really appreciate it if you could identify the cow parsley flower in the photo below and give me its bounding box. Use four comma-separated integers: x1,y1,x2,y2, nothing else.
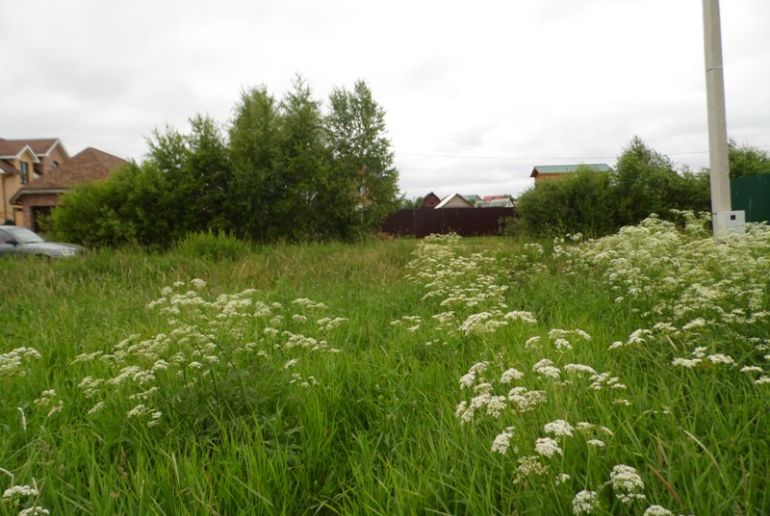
544,419,574,437
572,490,599,514
672,357,701,368
500,367,524,384
491,426,515,454
525,336,542,348
643,505,673,516
535,437,562,458
610,464,646,504
707,354,734,365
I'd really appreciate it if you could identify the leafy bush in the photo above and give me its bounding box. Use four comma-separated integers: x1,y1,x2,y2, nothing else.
51,162,177,248
174,231,252,261
516,138,711,237
517,169,618,237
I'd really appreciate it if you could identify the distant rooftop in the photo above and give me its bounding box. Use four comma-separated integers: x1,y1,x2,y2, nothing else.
530,163,611,177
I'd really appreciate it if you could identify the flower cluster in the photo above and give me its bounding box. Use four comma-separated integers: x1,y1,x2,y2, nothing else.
402,234,536,337
0,347,41,378
2,481,48,515
72,280,346,428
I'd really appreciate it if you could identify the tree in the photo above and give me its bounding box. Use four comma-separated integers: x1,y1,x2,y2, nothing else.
146,115,233,236
326,80,399,233
728,139,770,177
272,77,331,240
228,86,280,240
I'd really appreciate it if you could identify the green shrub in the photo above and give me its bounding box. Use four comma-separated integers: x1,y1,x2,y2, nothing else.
174,231,252,261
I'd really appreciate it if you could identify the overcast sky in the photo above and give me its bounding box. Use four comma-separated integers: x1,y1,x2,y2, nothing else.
2,0,769,198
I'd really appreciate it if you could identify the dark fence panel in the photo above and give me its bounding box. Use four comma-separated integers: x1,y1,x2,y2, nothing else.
381,208,515,237
732,175,770,223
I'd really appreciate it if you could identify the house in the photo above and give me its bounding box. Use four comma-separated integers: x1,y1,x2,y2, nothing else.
420,192,441,208
435,193,474,209
1,138,69,225
530,163,611,185
477,194,516,208
11,147,127,231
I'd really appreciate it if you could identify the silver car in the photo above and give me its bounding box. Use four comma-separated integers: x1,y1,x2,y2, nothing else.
0,225,85,258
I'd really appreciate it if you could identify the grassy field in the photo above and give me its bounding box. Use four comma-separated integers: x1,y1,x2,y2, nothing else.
1,217,769,515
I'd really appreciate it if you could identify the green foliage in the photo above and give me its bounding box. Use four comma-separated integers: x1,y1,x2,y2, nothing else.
2,227,769,514
51,162,174,247
229,86,280,240
728,139,770,177
51,77,399,247
148,115,233,234
516,137,711,237
326,80,400,232
517,169,618,237
175,230,252,261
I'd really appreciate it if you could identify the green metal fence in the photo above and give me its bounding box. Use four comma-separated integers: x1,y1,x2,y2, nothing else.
731,175,770,223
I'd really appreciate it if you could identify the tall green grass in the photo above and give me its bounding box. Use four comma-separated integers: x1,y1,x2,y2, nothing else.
0,227,767,515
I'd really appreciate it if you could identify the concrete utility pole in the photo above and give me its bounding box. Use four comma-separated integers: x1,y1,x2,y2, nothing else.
702,0,743,235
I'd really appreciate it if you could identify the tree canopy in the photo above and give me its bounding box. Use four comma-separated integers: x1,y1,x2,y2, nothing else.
52,78,400,247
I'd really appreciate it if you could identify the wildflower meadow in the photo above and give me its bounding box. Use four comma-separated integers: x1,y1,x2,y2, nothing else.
1,215,769,514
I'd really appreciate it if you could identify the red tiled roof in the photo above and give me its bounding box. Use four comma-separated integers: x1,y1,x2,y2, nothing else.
0,137,64,157
18,138,60,155
11,147,126,200
0,160,16,174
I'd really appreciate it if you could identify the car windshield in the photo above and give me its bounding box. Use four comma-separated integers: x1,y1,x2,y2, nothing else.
5,227,45,244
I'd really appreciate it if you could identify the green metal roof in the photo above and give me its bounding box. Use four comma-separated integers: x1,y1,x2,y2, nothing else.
531,163,611,176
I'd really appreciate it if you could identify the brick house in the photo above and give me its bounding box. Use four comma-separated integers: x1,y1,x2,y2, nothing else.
1,138,69,225
11,147,127,231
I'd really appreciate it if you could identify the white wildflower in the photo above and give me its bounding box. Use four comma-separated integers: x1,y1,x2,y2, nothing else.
644,506,673,516
707,354,734,365
535,437,562,458
576,422,594,433
190,278,207,289
610,464,646,504
491,426,515,454
587,439,606,448
740,366,762,373
544,419,574,437
672,357,701,368
682,318,707,331
3,484,39,499
572,490,599,514
503,311,537,324
525,336,542,348
500,367,524,384
564,363,597,375
555,473,571,485
513,456,547,483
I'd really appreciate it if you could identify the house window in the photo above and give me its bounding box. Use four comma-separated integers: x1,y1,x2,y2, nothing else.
20,162,29,184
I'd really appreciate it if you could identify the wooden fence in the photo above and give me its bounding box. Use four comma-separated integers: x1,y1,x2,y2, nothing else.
381,208,515,238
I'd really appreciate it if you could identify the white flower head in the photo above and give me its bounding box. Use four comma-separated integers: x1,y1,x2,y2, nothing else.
491,426,515,454
535,437,562,458
500,367,524,384
572,490,599,514
544,419,574,437
610,464,646,504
